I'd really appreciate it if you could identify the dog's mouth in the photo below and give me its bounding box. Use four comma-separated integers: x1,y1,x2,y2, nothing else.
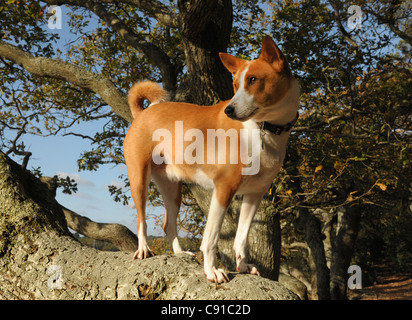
232,107,259,122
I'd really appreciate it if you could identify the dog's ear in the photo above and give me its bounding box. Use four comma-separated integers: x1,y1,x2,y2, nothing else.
260,35,291,74
219,52,246,75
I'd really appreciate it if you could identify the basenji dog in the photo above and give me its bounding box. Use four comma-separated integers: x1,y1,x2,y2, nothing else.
123,35,299,283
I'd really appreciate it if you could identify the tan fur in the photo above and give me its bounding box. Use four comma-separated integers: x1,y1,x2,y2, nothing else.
128,81,169,119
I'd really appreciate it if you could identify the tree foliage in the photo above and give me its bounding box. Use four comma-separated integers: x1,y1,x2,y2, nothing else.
267,0,411,290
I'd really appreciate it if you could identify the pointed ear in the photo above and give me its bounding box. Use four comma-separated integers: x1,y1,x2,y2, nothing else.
219,52,246,75
259,35,289,73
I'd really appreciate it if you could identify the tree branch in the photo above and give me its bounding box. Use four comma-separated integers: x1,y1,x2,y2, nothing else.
62,132,97,142
43,0,177,93
62,206,138,252
0,40,133,122
39,175,138,252
177,0,219,40
328,0,359,48
363,3,412,46
101,0,178,28
4,125,32,169
292,115,353,133
385,20,412,45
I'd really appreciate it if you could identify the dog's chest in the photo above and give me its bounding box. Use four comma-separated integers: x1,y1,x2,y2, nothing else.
236,131,288,194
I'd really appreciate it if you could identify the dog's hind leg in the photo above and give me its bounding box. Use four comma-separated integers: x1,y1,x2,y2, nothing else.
152,171,186,254
127,157,154,260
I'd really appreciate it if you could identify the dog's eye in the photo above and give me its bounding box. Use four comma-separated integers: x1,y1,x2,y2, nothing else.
248,77,257,85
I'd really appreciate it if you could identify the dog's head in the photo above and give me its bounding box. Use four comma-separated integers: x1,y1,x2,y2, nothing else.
219,36,294,122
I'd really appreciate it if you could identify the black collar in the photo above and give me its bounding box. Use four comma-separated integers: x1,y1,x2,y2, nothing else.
260,112,299,135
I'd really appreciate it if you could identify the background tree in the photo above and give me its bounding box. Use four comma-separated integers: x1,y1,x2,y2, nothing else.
268,0,411,299
1,0,410,299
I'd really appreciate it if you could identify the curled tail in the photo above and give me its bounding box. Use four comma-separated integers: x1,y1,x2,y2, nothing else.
128,81,168,119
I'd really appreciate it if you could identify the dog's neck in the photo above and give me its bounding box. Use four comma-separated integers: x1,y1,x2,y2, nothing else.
260,112,299,135
256,78,300,134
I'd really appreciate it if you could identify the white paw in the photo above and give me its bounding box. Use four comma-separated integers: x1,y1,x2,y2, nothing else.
204,267,229,283
183,251,196,257
175,250,196,257
236,255,261,276
132,245,155,260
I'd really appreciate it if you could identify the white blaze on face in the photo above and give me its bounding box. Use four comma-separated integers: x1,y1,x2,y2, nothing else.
229,65,257,120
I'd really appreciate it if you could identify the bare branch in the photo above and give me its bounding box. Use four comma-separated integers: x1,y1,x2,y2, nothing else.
62,132,97,142
0,40,133,122
62,206,138,252
4,129,32,169
363,1,412,46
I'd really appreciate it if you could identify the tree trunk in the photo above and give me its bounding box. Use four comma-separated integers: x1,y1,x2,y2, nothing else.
220,199,281,281
0,152,298,300
178,0,234,105
329,206,361,300
295,209,331,300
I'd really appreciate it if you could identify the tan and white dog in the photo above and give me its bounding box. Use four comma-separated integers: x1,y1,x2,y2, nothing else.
123,36,299,283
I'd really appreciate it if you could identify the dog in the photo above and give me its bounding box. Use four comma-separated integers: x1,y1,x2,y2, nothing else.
123,36,299,283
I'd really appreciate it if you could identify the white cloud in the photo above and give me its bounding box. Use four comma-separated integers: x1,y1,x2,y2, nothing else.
73,192,95,200
56,172,95,187
109,180,126,189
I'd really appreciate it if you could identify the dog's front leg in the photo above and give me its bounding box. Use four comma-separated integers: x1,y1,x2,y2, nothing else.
133,219,154,260
233,193,264,276
200,189,232,283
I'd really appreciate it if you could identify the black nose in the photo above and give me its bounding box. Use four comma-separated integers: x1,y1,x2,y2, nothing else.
224,105,235,117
